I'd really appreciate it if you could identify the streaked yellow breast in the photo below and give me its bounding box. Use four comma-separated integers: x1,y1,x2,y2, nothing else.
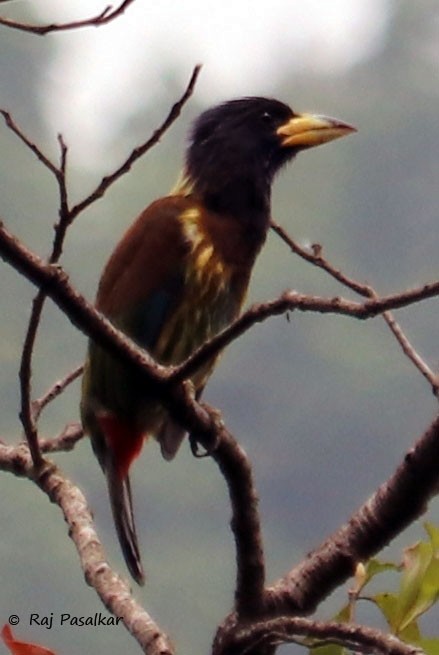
152,206,242,388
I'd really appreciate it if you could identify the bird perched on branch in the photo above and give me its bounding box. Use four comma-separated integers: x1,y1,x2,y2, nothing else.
80,97,356,585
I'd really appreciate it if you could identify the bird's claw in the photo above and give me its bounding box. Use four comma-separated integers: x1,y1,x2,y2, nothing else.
189,404,224,457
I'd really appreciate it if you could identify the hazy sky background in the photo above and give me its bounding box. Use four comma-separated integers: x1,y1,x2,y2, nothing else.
31,0,395,163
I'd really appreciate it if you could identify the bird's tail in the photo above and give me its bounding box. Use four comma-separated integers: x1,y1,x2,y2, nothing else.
106,460,145,586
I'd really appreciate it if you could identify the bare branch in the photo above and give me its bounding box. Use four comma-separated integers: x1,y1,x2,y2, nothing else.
0,441,173,654
0,110,59,176
32,365,83,421
1,67,201,467
0,112,70,236
209,421,266,617
381,310,439,395
270,220,439,396
270,219,369,295
0,0,135,35
69,64,202,220
171,281,439,385
18,294,45,466
52,133,70,257
38,423,84,454
265,413,439,615
1,64,201,227
16,135,72,466
0,114,74,462
228,616,421,655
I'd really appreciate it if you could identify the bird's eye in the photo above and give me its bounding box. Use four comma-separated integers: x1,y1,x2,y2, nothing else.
261,112,273,123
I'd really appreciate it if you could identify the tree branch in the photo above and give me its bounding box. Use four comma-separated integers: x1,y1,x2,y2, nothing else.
381,309,438,395
270,219,369,295
265,413,439,615
38,423,84,454
32,365,83,421
16,136,72,466
270,220,439,396
68,64,201,220
171,281,439,385
0,110,60,175
225,616,422,655
210,423,266,618
0,441,173,654
1,64,201,227
1,65,200,466
0,0,136,35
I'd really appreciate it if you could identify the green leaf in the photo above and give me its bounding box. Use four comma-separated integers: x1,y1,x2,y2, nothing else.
360,558,398,589
331,525,439,644
371,593,399,630
401,556,439,630
395,526,439,631
395,541,433,630
332,603,352,623
398,620,421,642
417,638,439,655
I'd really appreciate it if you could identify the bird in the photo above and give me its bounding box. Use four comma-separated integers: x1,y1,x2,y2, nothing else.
80,97,356,585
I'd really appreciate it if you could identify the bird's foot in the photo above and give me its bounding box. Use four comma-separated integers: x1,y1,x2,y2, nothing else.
189,404,224,457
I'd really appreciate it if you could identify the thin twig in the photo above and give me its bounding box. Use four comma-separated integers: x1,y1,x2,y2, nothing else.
32,365,83,421
2,65,201,466
382,311,438,394
17,136,72,466
0,0,135,35
69,64,201,220
18,295,45,466
38,423,84,453
270,219,439,397
52,133,70,257
270,220,369,295
0,117,71,463
1,65,200,224
0,110,59,176
0,119,73,465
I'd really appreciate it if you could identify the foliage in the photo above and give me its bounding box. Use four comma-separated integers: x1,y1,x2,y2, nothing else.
310,524,439,655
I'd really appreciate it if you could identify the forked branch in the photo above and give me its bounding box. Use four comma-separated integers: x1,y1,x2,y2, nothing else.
270,219,439,396
0,441,173,655
0,64,200,466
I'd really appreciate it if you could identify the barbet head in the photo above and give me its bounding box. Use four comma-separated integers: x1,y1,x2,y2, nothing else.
185,97,356,225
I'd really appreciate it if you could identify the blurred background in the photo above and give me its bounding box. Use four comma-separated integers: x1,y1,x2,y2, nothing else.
1,1,438,653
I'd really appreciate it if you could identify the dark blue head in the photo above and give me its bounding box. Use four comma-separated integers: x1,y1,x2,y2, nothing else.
185,96,355,224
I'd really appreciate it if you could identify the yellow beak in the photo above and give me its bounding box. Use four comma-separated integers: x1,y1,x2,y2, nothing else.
277,112,357,149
